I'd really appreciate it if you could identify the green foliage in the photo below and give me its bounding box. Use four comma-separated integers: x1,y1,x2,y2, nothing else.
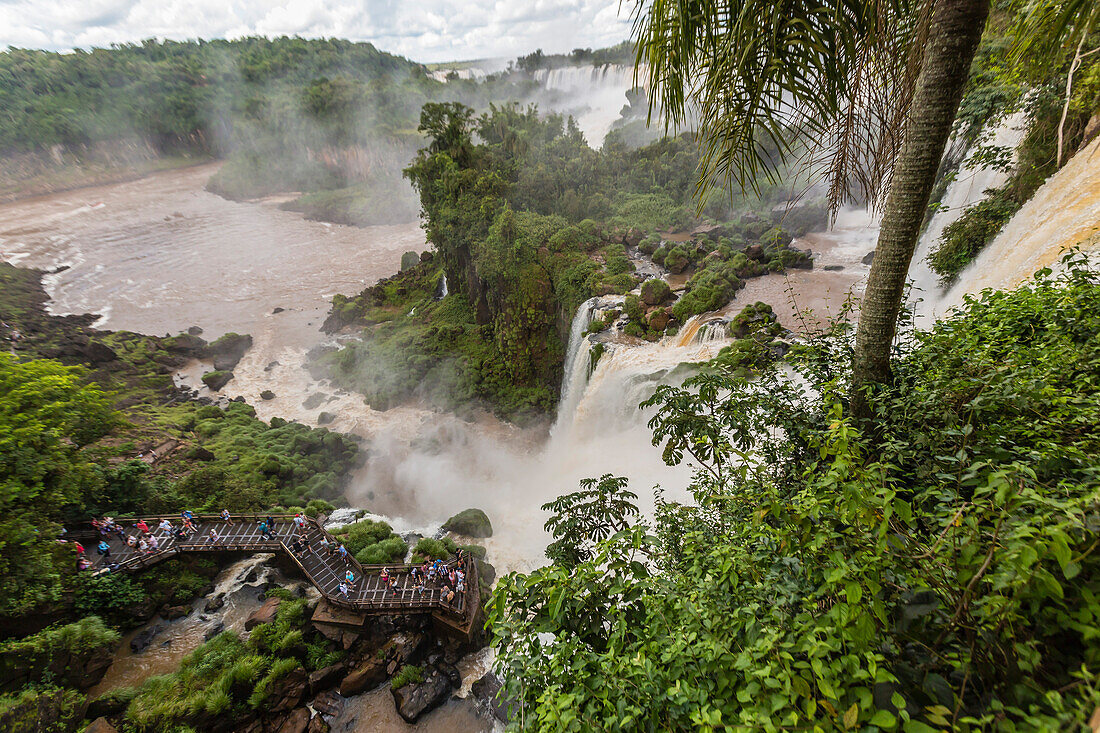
333,518,406,565
413,537,451,562
639,278,671,306
929,186,1020,283
390,665,424,690
74,573,146,617
542,475,639,569
671,261,743,321
491,255,1100,730
0,685,85,733
0,617,120,691
0,354,116,616
400,251,421,271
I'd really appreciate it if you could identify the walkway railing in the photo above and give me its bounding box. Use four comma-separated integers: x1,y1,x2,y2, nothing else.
78,513,479,630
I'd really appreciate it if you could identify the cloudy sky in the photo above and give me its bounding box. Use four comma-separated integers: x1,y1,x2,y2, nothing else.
0,0,634,63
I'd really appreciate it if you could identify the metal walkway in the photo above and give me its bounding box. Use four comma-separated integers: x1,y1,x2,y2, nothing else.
79,514,480,632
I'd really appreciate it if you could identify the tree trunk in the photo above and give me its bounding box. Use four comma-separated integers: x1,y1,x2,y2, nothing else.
850,0,991,419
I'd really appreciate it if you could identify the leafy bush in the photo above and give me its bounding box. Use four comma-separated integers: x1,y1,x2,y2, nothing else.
639,278,671,305
412,538,450,561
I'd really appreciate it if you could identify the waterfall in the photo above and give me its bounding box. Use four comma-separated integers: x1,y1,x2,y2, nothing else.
910,111,1028,322
941,134,1100,308
436,273,449,300
530,64,637,147
552,298,599,434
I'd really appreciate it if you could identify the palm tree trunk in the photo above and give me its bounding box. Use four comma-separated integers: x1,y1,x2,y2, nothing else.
850,0,991,419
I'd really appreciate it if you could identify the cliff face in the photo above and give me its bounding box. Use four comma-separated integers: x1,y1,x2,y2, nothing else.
0,137,210,203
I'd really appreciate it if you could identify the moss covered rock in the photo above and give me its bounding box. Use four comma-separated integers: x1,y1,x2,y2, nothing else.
640,278,672,306
442,508,493,538
201,370,233,391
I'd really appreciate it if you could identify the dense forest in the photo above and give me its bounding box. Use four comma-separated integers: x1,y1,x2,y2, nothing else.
315,102,822,421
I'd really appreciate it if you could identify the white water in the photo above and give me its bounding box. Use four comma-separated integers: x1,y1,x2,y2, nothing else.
911,111,1028,323
943,135,1100,306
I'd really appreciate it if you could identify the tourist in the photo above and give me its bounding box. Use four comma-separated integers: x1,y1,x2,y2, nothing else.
221,509,233,525
345,569,356,586
338,581,350,599
293,513,306,533
259,520,273,540
265,515,276,530
133,519,150,534
182,517,197,535
441,585,456,605
174,526,188,541
338,544,349,564
111,521,127,541
181,509,195,523
126,534,138,548
97,540,110,557
138,537,148,553
72,540,84,555
158,518,173,535
147,535,159,552
77,556,92,571
207,529,221,545
414,579,426,597
319,537,331,555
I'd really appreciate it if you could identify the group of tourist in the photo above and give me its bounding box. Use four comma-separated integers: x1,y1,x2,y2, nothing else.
410,558,466,609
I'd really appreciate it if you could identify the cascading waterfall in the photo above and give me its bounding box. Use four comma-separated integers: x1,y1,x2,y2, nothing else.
530,64,637,147
437,272,449,299
941,134,1100,307
910,111,1028,322
551,298,599,436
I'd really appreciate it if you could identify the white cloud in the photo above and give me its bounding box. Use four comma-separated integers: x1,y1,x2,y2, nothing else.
0,0,633,63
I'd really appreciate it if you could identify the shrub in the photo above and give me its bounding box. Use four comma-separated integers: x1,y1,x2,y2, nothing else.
663,245,690,274
929,186,1019,283
413,538,450,561
623,294,645,323
639,278,671,305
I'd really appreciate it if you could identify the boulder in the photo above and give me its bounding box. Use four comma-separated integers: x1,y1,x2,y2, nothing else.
274,707,310,733
272,307,285,314
391,666,459,724
245,597,282,631
822,264,844,271
206,332,252,371
307,714,330,733
204,622,225,641
190,446,216,461
647,307,671,332
639,278,671,306
201,370,233,391
261,390,276,400
310,690,344,717
130,624,165,653
302,392,327,410
187,326,204,335
472,672,516,724
442,508,493,538
84,718,119,733
862,251,876,265
317,412,335,425
162,604,191,620
308,664,345,695
745,243,765,261
339,657,388,696
83,340,118,363
269,667,309,713
163,333,208,355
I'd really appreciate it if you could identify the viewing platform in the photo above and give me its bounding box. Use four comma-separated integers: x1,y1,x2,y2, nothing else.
74,513,482,639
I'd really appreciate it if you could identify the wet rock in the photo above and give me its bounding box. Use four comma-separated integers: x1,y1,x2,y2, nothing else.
308,665,345,696
862,251,876,265
310,689,344,717
86,692,130,719
823,264,845,271
187,325,204,336
204,622,225,641
472,672,515,724
84,718,119,733
207,332,253,371
476,558,497,586
274,706,310,733
131,623,166,653
163,333,208,355
261,390,276,400
316,412,335,425
269,667,309,714
204,589,225,611
391,664,459,724
442,508,493,538
272,307,285,314
745,243,765,261
339,657,388,696
201,370,233,391
640,278,672,306
302,392,327,410
647,307,671,332
306,714,330,733
162,604,191,620
264,361,280,371
245,597,282,631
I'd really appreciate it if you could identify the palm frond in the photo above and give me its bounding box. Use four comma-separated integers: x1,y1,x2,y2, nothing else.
631,0,932,217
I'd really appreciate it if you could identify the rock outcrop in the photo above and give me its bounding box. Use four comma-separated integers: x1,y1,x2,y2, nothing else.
442,508,493,538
